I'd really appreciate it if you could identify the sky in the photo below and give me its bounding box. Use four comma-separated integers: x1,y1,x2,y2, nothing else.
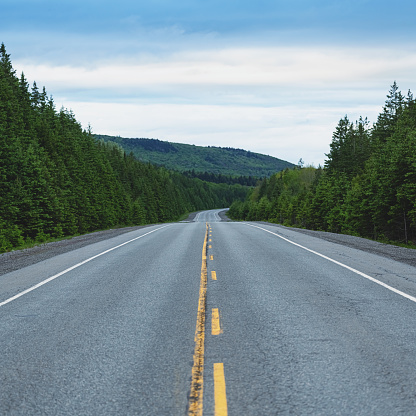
2,0,416,166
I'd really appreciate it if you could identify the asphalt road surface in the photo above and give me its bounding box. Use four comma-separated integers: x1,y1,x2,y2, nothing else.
1,209,416,415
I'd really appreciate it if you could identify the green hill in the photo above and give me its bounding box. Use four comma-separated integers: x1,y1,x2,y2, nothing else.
95,135,295,177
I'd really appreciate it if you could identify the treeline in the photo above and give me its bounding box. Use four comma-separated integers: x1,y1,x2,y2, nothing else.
229,82,416,245
95,136,178,153
0,44,247,252
99,134,295,177
182,170,259,186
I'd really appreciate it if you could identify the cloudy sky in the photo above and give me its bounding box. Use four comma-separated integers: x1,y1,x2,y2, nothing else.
2,0,416,165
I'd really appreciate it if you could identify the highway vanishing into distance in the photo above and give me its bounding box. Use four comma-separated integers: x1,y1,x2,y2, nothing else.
2,209,416,415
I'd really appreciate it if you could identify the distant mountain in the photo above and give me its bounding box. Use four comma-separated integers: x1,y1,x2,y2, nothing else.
95,135,295,177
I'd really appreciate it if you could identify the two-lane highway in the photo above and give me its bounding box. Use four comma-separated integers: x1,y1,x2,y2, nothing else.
1,210,416,414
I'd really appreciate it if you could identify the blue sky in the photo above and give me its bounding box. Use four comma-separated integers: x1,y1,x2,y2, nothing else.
2,0,416,165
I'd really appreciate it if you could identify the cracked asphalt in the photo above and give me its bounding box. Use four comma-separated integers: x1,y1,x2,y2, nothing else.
1,211,416,414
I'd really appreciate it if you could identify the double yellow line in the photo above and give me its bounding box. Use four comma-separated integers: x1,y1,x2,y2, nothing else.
188,223,209,415
188,223,227,416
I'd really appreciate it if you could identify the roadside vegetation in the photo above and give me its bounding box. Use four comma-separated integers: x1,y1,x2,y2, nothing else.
229,82,416,247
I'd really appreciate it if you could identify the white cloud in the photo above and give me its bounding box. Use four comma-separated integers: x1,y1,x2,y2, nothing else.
14,44,416,166
16,45,416,92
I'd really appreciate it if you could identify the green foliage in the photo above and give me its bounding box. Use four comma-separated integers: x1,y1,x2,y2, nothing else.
95,135,295,177
229,82,416,246
325,116,371,176
0,44,249,253
182,170,259,186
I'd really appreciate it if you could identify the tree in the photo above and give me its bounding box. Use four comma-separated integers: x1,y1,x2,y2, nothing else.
372,81,405,144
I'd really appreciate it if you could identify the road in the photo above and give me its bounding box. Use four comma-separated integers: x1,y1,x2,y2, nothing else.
1,209,416,414
193,210,222,223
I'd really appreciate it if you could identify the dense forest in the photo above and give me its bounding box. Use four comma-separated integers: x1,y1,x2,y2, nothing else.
0,44,248,252
229,82,416,246
95,135,295,176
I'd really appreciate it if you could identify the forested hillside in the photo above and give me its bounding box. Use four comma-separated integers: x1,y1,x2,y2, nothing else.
95,135,295,177
229,82,416,246
0,44,247,252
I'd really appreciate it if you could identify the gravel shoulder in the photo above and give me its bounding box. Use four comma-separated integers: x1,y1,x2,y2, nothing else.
256,221,416,268
0,225,155,277
221,210,415,268
0,210,207,276
1,210,414,277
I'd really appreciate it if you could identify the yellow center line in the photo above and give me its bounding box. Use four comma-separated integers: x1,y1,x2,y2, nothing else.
214,363,228,416
209,245,212,249
211,271,217,280
210,255,214,261
211,308,222,335
188,222,209,416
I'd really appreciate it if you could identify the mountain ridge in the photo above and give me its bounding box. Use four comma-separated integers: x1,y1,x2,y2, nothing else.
95,135,295,177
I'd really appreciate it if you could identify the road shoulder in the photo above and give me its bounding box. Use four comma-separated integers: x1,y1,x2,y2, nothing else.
256,221,416,268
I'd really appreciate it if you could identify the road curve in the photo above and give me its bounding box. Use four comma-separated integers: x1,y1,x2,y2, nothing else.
193,209,226,223
1,211,416,415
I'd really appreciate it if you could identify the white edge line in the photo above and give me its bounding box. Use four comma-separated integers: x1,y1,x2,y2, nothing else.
0,224,172,307
244,223,416,304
